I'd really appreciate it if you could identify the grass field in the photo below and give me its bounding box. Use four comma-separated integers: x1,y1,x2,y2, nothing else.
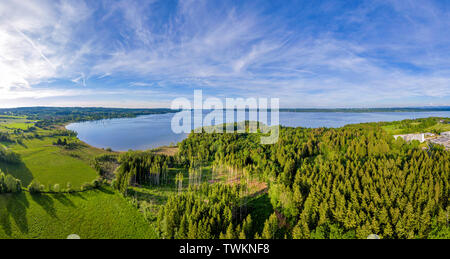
0,187,156,239
1,137,100,188
426,123,450,133
0,118,156,239
381,123,450,135
381,119,450,135
151,146,179,156
0,116,35,132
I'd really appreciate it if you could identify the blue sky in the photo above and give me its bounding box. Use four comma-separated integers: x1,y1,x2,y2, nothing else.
0,0,449,108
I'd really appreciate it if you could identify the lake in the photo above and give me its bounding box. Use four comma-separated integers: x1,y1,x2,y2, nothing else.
66,111,450,151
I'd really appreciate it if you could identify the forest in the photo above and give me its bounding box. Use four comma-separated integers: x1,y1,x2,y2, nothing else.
115,121,449,239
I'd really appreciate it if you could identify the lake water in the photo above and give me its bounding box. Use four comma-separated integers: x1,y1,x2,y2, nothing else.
66,111,450,151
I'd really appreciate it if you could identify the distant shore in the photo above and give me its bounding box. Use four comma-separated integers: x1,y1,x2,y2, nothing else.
279,107,450,113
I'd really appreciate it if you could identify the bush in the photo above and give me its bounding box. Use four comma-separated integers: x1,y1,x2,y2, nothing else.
0,132,13,142
66,182,73,193
5,174,22,193
91,178,101,188
0,170,22,193
0,172,5,193
0,147,21,164
28,180,42,193
53,184,60,192
111,179,117,188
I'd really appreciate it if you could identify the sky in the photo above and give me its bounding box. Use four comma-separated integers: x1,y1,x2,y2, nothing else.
0,0,449,108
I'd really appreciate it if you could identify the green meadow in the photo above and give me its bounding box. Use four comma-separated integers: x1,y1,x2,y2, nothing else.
0,187,156,239
0,116,159,239
379,117,450,135
0,116,35,132
1,137,99,188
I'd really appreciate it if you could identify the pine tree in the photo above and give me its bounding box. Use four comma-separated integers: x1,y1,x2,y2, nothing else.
262,213,279,239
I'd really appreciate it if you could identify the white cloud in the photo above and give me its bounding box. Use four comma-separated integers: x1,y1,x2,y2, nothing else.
0,0,448,107
0,0,93,91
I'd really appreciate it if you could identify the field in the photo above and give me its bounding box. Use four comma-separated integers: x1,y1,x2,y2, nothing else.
151,146,179,156
1,137,101,188
0,117,156,239
0,115,114,189
426,123,450,133
0,116,35,132
380,117,450,135
0,186,156,239
381,123,450,135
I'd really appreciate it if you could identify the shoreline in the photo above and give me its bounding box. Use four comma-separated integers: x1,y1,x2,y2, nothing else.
63,113,450,153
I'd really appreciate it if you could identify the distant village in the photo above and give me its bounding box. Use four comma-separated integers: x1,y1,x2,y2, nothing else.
394,131,450,150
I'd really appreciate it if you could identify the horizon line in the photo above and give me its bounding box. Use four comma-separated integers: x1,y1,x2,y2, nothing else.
1,106,449,110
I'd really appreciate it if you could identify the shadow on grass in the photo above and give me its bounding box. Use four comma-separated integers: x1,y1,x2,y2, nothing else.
0,199,12,236
0,161,34,187
97,186,115,195
31,193,57,218
53,193,76,208
17,142,28,149
0,192,30,236
70,191,86,200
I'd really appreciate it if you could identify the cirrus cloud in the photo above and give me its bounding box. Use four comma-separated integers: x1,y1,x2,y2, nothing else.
0,0,449,108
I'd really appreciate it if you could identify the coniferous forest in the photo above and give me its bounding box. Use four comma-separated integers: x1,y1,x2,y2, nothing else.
114,122,449,239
